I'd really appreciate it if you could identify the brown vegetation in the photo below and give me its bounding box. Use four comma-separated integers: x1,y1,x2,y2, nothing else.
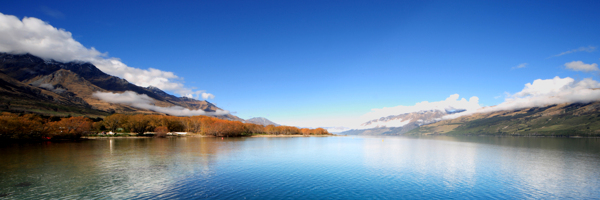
0,113,330,140
154,126,168,138
98,114,330,137
0,112,91,140
47,116,92,139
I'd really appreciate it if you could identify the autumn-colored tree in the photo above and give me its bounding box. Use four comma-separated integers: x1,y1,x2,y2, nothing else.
181,116,198,133
103,114,127,132
181,116,207,133
0,112,330,140
223,120,245,136
279,126,300,135
265,125,277,135
207,120,226,136
244,123,265,134
300,128,311,136
311,128,329,135
0,112,49,139
125,114,151,135
200,117,216,135
92,121,105,132
154,126,169,138
0,112,18,139
163,116,184,132
275,126,285,135
202,119,246,137
47,116,92,139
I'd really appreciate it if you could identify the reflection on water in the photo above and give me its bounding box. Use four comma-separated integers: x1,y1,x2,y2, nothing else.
1,136,599,199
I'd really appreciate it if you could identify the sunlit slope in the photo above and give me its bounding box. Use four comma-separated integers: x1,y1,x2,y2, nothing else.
408,102,600,136
0,53,241,120
0,70,109,117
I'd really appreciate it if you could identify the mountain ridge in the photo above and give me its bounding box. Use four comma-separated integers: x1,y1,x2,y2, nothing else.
340,101,600,137
407,102,600,136
0,52,241,120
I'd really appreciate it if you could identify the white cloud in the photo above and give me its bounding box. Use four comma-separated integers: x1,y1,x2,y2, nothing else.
202,93,215,99
500,76,600,109
447,76,600,119
361,94,481,122
551,46,597,57
93,91,229,116
0,12,212,99
564,61,599,72
39,83,55,90
37,83,66,93
512,63,527,69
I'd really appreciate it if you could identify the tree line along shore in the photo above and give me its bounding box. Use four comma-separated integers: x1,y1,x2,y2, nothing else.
0,113,331,140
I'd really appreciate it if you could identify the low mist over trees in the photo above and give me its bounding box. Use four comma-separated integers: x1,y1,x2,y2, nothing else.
0,113,330,140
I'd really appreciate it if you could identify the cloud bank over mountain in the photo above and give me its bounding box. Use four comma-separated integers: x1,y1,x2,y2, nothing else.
493,76,600,110
446,76,600,119
361,94,481,122
93,91,229,116
361,76,600,124
0,12,213,99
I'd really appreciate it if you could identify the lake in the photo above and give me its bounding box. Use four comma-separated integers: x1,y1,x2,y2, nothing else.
1,136,600,199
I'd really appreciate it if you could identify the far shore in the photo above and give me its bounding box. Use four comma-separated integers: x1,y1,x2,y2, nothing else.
249,134,340,138
82,134,340,139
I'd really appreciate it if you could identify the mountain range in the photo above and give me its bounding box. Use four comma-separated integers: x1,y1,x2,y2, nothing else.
408,102,600,136
0,53,240,120
341,101,600,137
3,52,599,137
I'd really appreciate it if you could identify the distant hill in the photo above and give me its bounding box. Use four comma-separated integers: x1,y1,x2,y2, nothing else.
0,53,241,120
340,110,452,135
245,117,279,126
408,102,600,137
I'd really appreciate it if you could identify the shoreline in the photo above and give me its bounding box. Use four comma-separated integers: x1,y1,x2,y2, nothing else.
414,133,600,138
77,134,600,139
249,134,339,138
5,134,596,142
82,134,340,139
83,135,214,139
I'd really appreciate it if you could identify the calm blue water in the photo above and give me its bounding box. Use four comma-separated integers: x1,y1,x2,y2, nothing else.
1,136,600,199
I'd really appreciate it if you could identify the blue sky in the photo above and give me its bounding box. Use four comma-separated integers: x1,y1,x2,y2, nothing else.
2,0,600,127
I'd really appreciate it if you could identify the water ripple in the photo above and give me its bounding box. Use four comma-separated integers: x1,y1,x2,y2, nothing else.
1,137,600,199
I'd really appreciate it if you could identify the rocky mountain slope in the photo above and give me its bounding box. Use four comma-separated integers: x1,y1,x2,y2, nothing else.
342,100,600,137
0,53,241,120
408,102,600,137
0,70,108,117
